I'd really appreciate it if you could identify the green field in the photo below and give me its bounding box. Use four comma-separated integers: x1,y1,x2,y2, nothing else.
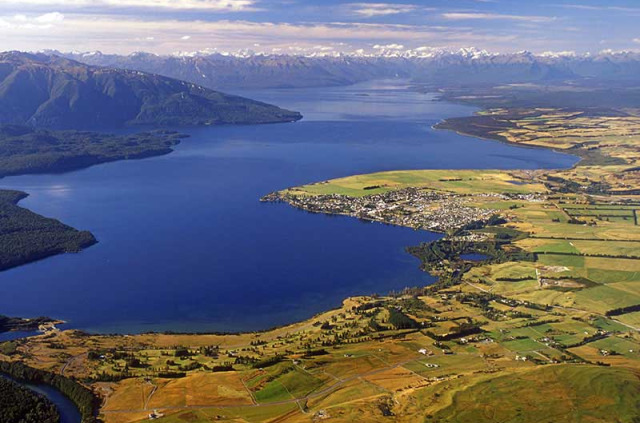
284,169,547,197
429,366,640,423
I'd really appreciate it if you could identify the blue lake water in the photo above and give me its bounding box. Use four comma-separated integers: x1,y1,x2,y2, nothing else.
0,330,40,342
0,81,577,333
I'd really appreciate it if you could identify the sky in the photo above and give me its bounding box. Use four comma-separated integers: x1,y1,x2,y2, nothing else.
0,0,639,56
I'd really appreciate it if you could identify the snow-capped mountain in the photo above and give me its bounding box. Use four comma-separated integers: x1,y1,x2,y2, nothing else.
56,48,640,90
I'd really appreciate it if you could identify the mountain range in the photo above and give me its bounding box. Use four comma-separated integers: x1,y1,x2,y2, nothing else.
60,48,640,90
0,52,301,129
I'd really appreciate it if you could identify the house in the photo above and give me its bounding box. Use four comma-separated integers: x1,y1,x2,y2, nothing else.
149,410,164,420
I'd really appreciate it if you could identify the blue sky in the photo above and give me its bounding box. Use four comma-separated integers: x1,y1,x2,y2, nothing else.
0,0,638,55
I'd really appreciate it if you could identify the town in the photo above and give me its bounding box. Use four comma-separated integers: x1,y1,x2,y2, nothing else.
262,187,505,233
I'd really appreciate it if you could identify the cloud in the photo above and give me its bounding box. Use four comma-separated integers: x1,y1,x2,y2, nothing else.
0,14,523,54
442,12,556,23
311,45,334,51
346,3,419,18
3,0,258,12
561,4,640,14
539,50,576,57
35,12,64,23
0,12,64,29
373,43,404,49
634,38,640,44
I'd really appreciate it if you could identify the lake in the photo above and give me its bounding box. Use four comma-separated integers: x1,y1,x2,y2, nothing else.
0,80,577,333
0,330,40,342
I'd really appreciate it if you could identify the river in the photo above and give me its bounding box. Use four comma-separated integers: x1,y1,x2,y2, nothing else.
0,374,82,423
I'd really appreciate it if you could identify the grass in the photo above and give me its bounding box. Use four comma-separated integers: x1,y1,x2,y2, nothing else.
501,337,545,353
429,365,640,423
531,241,581,254
284,169,547,198
147,373,253,408
587,269,640,284
148,403,300,423
537,254,586,269
491,262,538,281
254,380,294,403
617,312,640,328
404,354,491,377
252,366,325,403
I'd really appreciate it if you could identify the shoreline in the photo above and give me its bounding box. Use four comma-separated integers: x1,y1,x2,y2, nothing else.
432,119,582,171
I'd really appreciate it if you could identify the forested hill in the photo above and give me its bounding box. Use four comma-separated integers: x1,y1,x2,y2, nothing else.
0,189,96,271
0,125,187,177
0,52,302,129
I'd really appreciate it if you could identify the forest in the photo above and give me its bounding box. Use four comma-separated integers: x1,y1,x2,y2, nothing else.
0,125,187,177
0,189,96,271
0,376,59,423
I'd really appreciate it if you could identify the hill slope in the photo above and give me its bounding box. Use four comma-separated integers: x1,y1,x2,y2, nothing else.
0,52,301,129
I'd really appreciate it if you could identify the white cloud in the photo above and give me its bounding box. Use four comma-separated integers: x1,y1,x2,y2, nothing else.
0,15,521,54
35,12,64,23
181,35,191,40
373,43,404,49
634,38,640,44
0,12,64,29
561,4,640,14
346,3,418,18
3,0,258,12
312,45,334,51
442,12,556,23
539,50,576,57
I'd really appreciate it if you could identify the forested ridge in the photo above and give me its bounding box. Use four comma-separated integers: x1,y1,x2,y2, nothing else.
0,125,187,177
0,188,96,271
